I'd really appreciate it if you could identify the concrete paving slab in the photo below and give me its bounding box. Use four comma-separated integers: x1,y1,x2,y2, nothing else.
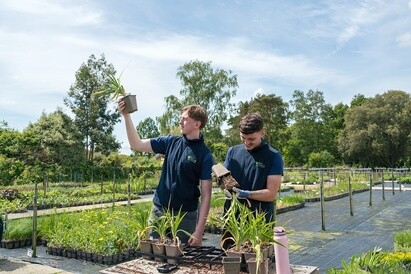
0,257,71,274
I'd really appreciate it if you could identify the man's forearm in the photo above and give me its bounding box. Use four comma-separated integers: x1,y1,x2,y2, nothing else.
124,114,140,149
195,196,210,234
123,114,153,152
195,182,212,236
248,188,278,202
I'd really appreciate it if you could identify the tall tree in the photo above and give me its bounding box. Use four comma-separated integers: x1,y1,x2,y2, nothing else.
225,93,289,151
284,90,332,166
0,120,10,130
338,90,411,167
64,54,121,161
136,117,160,139
0,126,20,157
24,109,85,168
350,93,368,107
157,60,238,144
134,117,161,157
320,102,349,162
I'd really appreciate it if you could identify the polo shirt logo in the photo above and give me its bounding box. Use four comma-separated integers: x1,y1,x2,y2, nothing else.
187,155,197,163
256,162,265,168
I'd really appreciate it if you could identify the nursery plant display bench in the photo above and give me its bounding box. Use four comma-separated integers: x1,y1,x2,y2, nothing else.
100,246,319,274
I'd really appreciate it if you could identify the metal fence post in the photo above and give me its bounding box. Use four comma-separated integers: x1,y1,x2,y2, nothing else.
382,169,385,201
31,181,38,258
369,172,373,206
320,170,325,231
391,168,395,195
349,176,353,216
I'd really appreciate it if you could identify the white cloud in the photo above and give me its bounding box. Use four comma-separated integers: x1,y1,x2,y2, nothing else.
305,0,389,51
1,0,103,26
1,0,411,152
396,32,411,47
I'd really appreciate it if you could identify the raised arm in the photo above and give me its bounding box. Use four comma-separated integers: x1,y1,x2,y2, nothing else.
119,100,153,153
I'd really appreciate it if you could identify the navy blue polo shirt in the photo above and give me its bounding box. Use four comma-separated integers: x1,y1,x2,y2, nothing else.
223,140,283,222
150,134,213,212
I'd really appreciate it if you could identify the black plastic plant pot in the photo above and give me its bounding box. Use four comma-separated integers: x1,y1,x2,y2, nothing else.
122,94,138,113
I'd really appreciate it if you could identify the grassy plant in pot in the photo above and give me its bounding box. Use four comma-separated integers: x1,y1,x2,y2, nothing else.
219,197,252,260
94,72,138,113
244,209,276,262
246,245,269,274
150,214,168,262
164,208,190,264
135,210,153,260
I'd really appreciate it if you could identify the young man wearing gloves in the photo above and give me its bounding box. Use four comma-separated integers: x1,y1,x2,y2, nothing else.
223,112,284,224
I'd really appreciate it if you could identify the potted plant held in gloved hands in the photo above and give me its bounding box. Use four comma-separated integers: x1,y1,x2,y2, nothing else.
94,71,138,113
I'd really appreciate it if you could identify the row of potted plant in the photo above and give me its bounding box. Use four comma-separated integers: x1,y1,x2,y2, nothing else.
137,207,190,265
210,196,278,274
0,182,157,213
40,208,142,265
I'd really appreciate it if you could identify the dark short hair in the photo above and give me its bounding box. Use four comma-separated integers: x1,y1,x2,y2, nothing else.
239,113,264,134
181,105,208,130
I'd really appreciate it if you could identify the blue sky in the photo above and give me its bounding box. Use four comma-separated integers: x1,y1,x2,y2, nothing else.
1,0,411,154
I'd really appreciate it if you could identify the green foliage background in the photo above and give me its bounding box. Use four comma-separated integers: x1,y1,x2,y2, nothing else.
1,54,411,186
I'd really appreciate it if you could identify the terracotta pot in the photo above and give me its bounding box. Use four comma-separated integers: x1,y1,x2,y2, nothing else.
226,249,245,264
139,240,154,260
246,257,269,274
152,242,166,262
121,94,138,113
164,243,184,264
243,251,256,263
222,256,241,274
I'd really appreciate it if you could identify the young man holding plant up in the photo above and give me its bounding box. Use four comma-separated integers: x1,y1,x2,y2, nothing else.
223,112,284,224
118,101,214,246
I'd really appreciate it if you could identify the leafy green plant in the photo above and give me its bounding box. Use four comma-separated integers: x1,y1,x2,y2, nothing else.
245,208,277,274
219,196,252,252
150,214,169,244
165,207,189,246
382,251,411,269
300,175,319,185
2,218,32,240
394,230,411,252
278,195,305,207
135,209,152,247
399,177,411,184
328,246,410,274
94,72,126,100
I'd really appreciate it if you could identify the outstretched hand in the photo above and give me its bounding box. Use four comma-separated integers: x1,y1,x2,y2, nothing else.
232,187,250,198
224,187,250,199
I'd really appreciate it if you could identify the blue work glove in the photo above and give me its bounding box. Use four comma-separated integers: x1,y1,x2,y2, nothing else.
232,187,250,198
